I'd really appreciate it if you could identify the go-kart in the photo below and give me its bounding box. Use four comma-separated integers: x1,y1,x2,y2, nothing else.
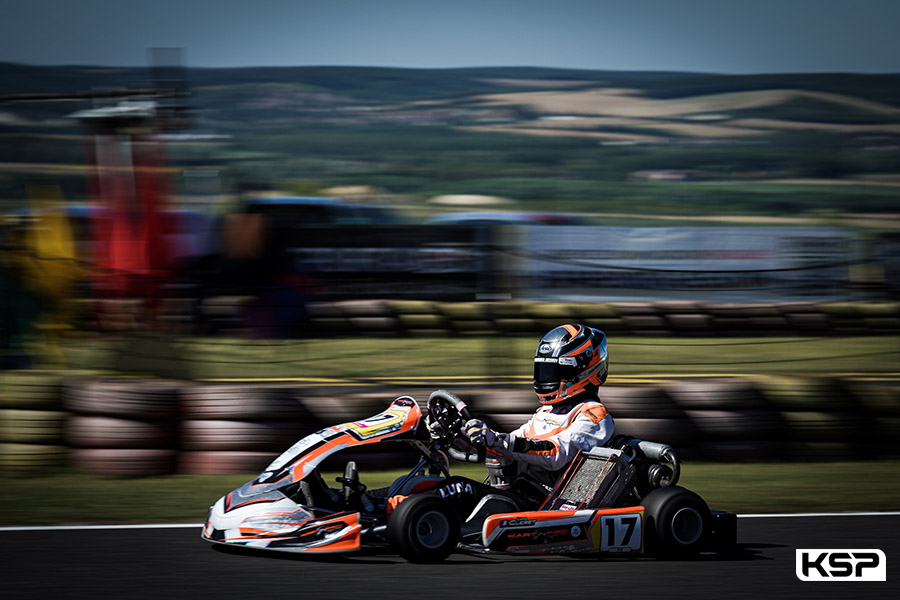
202,390,736,562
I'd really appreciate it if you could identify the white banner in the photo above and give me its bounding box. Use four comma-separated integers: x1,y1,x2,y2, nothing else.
517,226,853,301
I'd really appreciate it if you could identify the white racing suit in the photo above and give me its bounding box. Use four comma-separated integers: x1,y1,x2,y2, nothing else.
379,397,614,518
484,396,614,504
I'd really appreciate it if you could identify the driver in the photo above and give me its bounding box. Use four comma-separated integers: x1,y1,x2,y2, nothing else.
464,324,614,506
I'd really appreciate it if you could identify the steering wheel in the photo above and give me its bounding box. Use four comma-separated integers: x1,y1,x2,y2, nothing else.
427,390,485,463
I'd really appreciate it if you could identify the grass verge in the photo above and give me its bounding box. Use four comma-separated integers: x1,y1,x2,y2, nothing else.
59,334,900,381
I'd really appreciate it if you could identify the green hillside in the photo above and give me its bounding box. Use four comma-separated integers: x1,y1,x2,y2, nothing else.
1,63,898,221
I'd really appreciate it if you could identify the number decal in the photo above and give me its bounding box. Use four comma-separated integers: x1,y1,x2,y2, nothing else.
345,408,406,439
600,514,642,552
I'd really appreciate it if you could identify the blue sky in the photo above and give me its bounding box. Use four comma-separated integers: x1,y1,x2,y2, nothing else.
2,0,899,73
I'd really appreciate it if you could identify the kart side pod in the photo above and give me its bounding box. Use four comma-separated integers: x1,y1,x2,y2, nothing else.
482,486,722,557
482,507,645,556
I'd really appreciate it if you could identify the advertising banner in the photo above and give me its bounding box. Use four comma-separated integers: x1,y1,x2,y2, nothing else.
516,226,854,301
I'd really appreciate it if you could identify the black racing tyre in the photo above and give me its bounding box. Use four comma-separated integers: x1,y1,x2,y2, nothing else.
0,371,64,409
0,410,67,444
179,419,312,451
474,390,536,415
596,386,683,419
0,443,68,476
180,385,311,420
71,448,177,477
663,380,768,410
642,486,709,558
63,377,181,419
65,416,177,449
387,495,460,563
612,417,698,448
177,451,279,475
683,409,783,441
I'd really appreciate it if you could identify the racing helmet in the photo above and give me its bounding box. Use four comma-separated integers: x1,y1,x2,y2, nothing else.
533,324,608,405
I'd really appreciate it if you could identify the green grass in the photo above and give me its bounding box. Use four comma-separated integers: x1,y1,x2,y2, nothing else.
2,461,898,526
60,334,900,382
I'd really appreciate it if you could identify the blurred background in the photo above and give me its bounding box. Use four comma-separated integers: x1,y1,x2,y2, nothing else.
0,2,898,493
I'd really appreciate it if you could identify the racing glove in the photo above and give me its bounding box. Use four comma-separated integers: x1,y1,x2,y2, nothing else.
465,419,497,448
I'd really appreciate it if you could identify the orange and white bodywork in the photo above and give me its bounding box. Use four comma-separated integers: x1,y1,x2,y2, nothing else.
202,396,421,553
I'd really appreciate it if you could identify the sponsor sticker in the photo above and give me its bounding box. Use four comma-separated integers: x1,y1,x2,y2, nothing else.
501,517,536,528
796,549,886,582
437,481,475,499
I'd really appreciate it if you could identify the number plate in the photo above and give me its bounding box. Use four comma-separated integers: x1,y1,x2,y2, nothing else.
600,513,642,553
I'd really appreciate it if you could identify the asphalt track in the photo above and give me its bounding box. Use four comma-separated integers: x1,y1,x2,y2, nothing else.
2,515,897,600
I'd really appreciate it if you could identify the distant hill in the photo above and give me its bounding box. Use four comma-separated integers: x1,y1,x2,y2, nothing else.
2,62,899,103
1,63,899,219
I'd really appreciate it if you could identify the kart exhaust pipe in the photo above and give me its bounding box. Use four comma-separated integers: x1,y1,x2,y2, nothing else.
629,439,674,463
615,436,680,488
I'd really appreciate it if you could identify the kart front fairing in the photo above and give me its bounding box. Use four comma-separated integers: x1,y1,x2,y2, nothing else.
202,395,425,553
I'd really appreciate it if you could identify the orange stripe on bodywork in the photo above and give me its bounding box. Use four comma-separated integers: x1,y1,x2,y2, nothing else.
290,436,349,481
302,513,362,553
304,524,362,553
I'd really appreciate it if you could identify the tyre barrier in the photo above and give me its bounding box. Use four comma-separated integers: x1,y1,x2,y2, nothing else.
0,371,68,475
468,379,898,462
64,377,182,420
2,375,899,476
70,448,178,477
0,410,68,444
663,379,769,410
0,371,66,410
180,384,314,420
596,386,684,419
66,416,178,449
0,443,68,476
291,300,900,337
177,450,279,475
682,409,785,442
64,377,181,477
180,420,309,452
612,417,698,449
177,384,316,475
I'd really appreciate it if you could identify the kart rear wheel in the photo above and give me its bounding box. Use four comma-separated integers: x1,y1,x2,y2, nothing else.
642,486,709,558
387,495,459,563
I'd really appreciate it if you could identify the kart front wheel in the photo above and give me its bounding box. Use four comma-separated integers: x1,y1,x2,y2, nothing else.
387,495,460,563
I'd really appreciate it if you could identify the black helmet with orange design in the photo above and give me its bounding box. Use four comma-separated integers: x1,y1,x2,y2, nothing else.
533,324,608,405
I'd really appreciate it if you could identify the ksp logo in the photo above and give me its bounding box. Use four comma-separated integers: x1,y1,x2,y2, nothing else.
795,549,886,582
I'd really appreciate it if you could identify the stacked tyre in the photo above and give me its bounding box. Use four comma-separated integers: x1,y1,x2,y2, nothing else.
471,389,535,433
64,377,181,476
597,385,697,450
757,376,871,460
178,384,318,475
0,370,68,476
664,379,783,460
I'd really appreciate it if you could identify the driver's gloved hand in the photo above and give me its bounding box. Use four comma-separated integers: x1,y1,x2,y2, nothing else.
464,419,496,448
425,415,444,440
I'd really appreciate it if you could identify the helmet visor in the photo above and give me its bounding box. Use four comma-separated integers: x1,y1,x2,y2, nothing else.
534,360,578,384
